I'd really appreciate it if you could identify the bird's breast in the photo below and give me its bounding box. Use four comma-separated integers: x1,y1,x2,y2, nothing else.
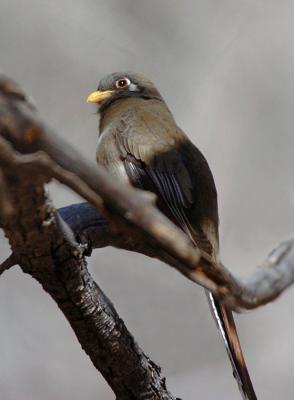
96,128,130,185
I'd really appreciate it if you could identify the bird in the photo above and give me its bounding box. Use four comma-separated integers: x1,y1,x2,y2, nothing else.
87,72,257,400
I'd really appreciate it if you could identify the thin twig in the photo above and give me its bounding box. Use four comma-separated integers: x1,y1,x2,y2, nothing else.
0,253,17,276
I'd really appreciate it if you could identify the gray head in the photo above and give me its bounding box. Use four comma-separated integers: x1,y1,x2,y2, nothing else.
87,72,162,111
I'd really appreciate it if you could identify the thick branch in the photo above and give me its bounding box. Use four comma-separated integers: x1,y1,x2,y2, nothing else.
0,167,177,400
59,203,294,310
0,78,178,399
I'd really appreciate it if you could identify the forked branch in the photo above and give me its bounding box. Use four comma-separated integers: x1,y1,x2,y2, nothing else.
0,75,293,311
0,75,294,399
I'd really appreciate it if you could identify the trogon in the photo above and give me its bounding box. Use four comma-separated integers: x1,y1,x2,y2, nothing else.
87,72,257,400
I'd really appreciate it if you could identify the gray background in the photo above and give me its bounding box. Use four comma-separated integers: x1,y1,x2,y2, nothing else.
1,1,294,399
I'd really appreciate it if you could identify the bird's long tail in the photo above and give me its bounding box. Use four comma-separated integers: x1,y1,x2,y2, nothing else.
207,291,257,400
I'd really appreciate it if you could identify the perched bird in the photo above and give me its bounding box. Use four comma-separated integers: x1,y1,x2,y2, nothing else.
87,72,257,400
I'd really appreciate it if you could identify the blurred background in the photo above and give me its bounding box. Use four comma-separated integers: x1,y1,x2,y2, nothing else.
1,1,294,399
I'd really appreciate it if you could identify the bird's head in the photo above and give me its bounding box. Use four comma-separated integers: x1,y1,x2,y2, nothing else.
87,72,162,112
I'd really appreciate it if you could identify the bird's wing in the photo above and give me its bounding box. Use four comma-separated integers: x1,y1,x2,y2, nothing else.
115,117,213,254
116,114,193,202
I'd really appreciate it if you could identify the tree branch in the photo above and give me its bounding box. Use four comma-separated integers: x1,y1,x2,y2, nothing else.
0,150,177,400
1,74,294,398
58,203,294,310
0,76,179,400
0,253,17,275
1,75,294,311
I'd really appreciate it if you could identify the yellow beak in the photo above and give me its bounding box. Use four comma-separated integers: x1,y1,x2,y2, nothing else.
87,90,114,104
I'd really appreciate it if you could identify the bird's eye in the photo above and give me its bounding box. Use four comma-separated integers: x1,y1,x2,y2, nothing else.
115,78,130,89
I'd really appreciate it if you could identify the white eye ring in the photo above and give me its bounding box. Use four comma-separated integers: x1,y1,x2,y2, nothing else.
115,77,131,89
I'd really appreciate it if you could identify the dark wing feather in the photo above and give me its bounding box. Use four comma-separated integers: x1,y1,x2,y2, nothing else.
123,152,194,242
115,117,195,237
124,159,146,190
145,167,193,238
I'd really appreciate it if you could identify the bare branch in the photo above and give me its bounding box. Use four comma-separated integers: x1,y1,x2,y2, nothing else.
0,73,293,399
0,152,177,400
59,203,294,310
0,76,239,297
0,75,179,400
1,75,294,312
0,253,17,276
